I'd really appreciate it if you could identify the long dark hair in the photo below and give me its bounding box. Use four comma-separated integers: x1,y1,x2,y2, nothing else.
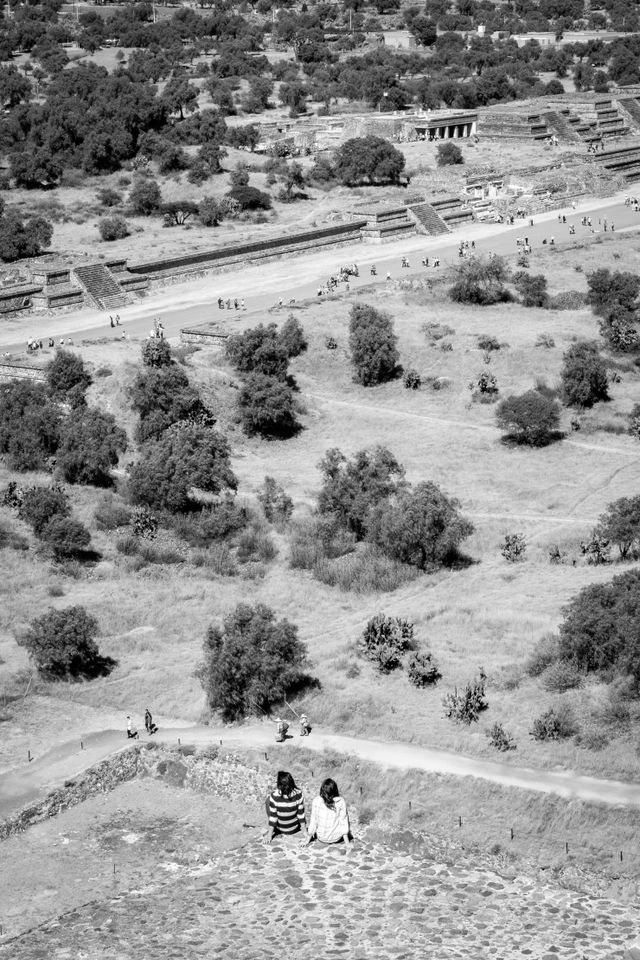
276,771,297,797
319,778,339,810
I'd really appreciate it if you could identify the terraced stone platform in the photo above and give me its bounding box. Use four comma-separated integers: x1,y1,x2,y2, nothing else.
3,832,638,960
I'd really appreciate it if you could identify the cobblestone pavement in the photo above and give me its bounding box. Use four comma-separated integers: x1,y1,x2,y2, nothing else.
2,834,639,960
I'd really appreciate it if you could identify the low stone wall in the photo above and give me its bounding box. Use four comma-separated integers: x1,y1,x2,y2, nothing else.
0,743,270,842
180,328,229,344
0,362,46,382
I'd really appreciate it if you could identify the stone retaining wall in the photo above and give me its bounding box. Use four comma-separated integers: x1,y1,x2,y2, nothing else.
0,362,46,382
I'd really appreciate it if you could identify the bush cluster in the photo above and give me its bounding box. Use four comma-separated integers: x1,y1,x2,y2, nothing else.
442,672,488,725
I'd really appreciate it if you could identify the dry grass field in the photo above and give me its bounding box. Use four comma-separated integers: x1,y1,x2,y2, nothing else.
2,232,640,790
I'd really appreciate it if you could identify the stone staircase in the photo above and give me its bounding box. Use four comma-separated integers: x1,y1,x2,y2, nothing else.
591,139,640,182
3,831,639,960
72,263,130,310
430,196,475,228
618,97,640,133
541,109,583,143
478,110,551,140
407,201,450,235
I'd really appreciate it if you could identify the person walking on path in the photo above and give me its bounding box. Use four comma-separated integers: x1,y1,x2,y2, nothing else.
306,778,351,851
126,716,139,740
263,771,307,845
144,708,157,735
273,716,289,742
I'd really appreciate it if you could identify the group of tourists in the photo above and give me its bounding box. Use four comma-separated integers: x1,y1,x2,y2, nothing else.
217,296,246,311
126,709,157,739
26,336,70,352
624,196,640,212
317,263,359,297
457,240,476,258
263,770,352,852
148,317,164,339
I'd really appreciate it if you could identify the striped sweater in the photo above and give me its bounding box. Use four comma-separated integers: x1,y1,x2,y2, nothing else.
267,789,306,834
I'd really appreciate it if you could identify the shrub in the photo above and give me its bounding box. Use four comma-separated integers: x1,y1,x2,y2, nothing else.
130,506,158,540
226,186,272,210
442,672,488,725
46,350,92,405
198,196,221,226
312,547,417,593
541,660,583,692
191,544,237,576
548,544,566,564
171,500,249,546
325,336,337,350
561,341,609,408
501,533,526,562
423,321,455,342
557,568,640,689
236,524,277,564
477,335,500,352
403,368,421,390
595,494,640,560
469,370,498,402
487,722,516,751
141,338,172,368
94,496,131,531
348,303,399,386
450,256,511,306
496,390,561,446
0,380,61,471
278,315,308,358
436,141,463,166
198,603,317,721
128,425,237,514
18,485,70,537
547,290,586,310
97,187,123,208
580,531,611,565
535,333,555,348
225,324,289,380
237,373,299,438
407,650,441,687
629,403,640,440
56,408,127,487
258,476,293,526
317,446,406,540
98,215,129,241
40,516,91,559
130,365,206,443
526,633,561,677
358,613,415,673
530,703,578,741
17,605,115,680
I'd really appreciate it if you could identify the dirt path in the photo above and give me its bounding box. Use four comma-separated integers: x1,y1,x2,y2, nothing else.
2,722,640,822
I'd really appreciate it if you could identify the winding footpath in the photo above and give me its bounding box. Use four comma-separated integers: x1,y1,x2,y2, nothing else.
2,723,640,823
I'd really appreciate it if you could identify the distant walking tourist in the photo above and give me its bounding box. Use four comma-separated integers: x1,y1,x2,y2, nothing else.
144,708,157,735
263,771,307,845
299,714,311,737
273,716,289,742
126,715,139,740
306,779,351,849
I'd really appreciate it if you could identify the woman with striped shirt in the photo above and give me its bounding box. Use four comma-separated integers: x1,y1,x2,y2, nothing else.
263,771,307,844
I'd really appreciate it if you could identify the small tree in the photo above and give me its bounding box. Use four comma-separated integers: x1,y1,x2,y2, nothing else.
161,200,199,226
595,495,640,560
258,476,293,526
469,370,499,402
501,533,526,562
512,271,548,307
128,424,237,513
278,315,308,358
56,408,127,487
334,136,405,186
236,373,299,438
450,256,510,305
580,531,611,565
198,603,316,721
628,403,640,440
561,341,609,408
129,177,162,215
141,338,172,368
317,446,406,540
198,196,222,226
18,606,115,680
370,481,474,570
226,324,289,380
226,186,272,210
46,350,92,404
0,381,61,471
531,703,578,741
98,215,129,241
349,303,399,386
487,722,516,751
496,390,561,446
436,141,463,166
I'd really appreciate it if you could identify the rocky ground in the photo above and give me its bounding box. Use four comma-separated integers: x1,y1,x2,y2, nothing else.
2,825,639,960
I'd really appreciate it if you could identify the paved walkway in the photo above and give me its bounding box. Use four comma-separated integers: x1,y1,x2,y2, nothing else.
2,834,638,959
2,190,639,354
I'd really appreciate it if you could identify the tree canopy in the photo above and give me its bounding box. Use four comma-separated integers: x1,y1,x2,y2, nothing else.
348,303,399,386
496,390,561,446
334,136,405,186
18,605,115,680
